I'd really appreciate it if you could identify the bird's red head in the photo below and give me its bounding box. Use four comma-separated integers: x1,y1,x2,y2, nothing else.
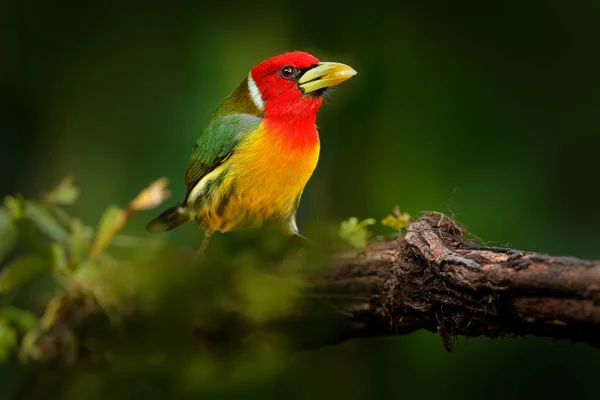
248,51,356,121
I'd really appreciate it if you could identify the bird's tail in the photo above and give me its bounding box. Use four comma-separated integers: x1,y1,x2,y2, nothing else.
146,203,191,234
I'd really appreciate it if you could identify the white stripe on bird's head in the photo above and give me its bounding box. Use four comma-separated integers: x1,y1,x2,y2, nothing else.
247,73,265,112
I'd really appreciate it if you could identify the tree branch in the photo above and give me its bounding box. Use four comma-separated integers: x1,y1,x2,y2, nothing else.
291,212,600,351
33,212,600,360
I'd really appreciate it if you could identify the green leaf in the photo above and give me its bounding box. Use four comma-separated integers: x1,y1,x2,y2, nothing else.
51,243,68,272
19,329,42,362
381,206,412,231
0,255,50,293
50,243,80,293
50,205,74,229
339,217,376,248
88,205,127,260
40,294,63,332
68,218,93,265
0,209,18,264
44,176,80,205
0,307,38,332
23,201,69,244
0,320,17,363
3,196,23,220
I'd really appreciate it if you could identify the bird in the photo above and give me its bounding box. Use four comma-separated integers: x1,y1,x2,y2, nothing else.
146,51,357,257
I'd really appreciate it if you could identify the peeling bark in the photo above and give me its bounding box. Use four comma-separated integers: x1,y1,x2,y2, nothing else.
300,213,600,351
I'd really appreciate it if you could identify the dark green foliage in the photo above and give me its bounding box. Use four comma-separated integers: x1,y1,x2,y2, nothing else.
4,1,600,398
0,178,344,399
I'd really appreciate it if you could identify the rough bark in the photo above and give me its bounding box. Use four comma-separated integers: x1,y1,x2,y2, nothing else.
36,212,600,357
293,212,600,351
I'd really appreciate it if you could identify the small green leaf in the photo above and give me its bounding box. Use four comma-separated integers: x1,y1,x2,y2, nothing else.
44,175,80,205
50,205,73,229
51,243,68,272
0,255,50,293
0,307,38,332
0,209,18,264
23,201,69,244
3,196,24,220
381,208,412,231
50,243,79,293
19,329,42,362
88,205,127,260
0,320,17,363
68,218,93,265
40,294,64,332
339,217,376,248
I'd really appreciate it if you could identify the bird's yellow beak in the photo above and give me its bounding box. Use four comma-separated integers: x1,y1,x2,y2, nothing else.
298,62,357,94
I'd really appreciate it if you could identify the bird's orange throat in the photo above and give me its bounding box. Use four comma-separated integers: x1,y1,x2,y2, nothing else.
263,112,320,152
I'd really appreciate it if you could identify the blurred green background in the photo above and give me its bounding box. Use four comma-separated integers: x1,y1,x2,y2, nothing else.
2,0,600,399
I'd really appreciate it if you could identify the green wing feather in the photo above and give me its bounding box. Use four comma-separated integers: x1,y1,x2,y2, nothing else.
184,113,262,195
147,114,260,234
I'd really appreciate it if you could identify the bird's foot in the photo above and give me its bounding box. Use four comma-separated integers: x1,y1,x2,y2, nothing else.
291,233,319,257
293,233,318,245
193,248,206,262
193,229,213,262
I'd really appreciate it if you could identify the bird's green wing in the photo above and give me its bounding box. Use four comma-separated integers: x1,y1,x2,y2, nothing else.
184,113,261,194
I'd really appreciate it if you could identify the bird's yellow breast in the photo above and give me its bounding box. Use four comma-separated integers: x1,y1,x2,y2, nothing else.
188,122,320,233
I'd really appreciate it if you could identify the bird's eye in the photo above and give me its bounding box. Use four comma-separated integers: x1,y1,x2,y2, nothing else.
280,66,295,79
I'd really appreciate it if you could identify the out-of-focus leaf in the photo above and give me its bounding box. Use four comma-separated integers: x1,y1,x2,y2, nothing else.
3,196,23,220
19,329,41,362
0,255,50,293
40,294,64,332
88,205,127,260
53,253,77,293
73,260,101,290
43,175,80,205
50,205,73,229
0,307,38,332
381,206,412,231
87,180,170,260
75,259,127,323
128,178,171,212
339,217,376,248
23,201,68,244
0,209,18,264
237,267,303,323
68,218,93,265
0,320,17,363
51,243,68,272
